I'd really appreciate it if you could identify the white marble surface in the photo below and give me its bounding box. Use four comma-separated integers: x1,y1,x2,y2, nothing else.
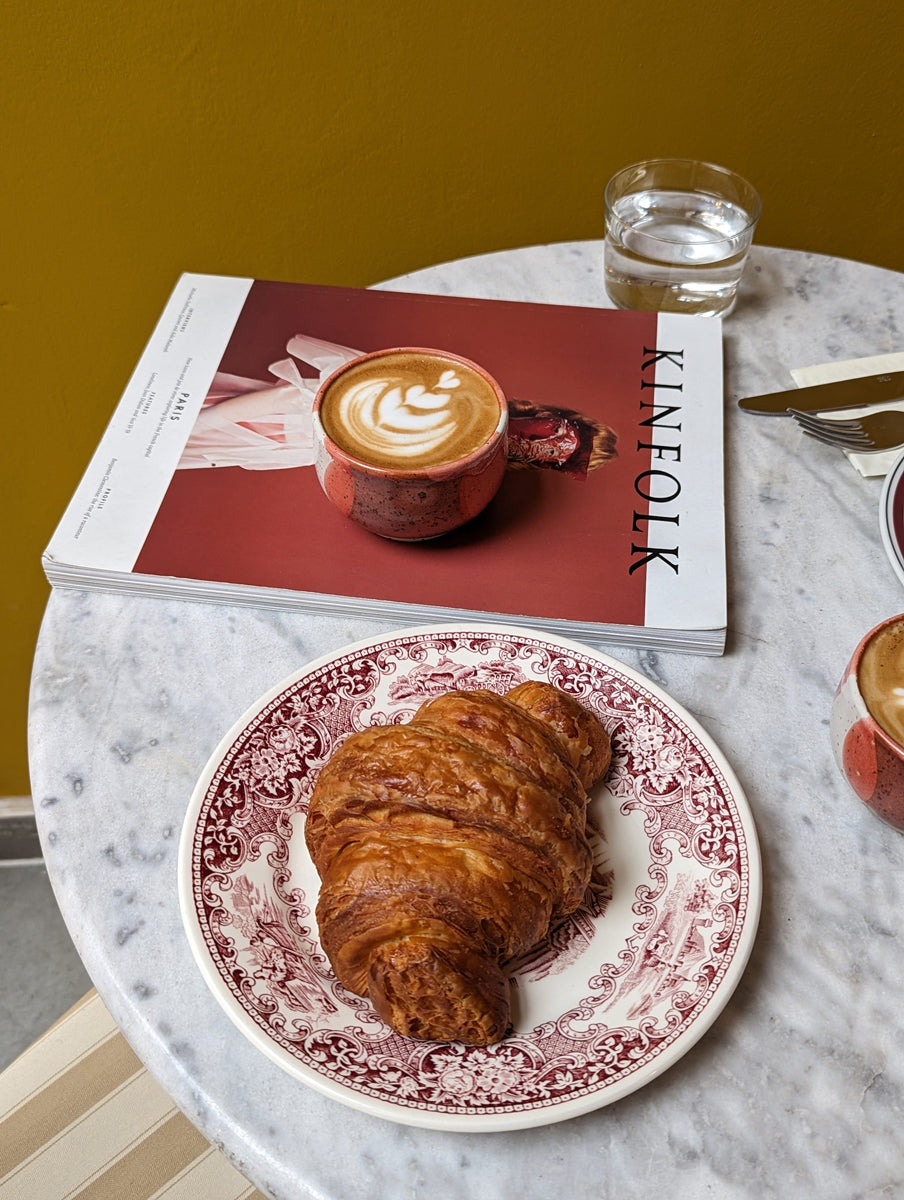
29,243,904,1199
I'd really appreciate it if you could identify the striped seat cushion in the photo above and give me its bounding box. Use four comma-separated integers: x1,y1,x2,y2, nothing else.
0,990,267,1200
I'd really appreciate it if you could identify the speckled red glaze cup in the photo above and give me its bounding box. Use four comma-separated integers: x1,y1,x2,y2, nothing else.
312,347,508,541
831,614,904,831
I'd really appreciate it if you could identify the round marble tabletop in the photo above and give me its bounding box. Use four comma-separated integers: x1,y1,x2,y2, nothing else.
29,243,904,1199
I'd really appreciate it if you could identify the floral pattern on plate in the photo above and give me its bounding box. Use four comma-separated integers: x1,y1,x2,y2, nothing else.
178,625,760,1131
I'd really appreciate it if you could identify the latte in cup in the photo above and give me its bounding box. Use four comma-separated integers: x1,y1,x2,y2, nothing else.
858,618,904,748
832,613,904,831
318,349,504,470
312,347,509,541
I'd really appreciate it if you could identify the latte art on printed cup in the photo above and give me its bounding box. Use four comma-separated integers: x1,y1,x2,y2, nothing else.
312,347,509,541
319,350,503,470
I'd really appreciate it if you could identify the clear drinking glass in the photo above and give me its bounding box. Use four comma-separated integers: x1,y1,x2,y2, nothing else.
604,158,761,317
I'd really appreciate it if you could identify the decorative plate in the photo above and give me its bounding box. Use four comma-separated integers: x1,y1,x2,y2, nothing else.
178,625,761,1131
880,447,904,588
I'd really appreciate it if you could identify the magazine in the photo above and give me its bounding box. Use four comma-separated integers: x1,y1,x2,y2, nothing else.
43,273,726,654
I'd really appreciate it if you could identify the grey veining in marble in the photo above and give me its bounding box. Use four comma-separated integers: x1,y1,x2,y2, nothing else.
28,243,904,1199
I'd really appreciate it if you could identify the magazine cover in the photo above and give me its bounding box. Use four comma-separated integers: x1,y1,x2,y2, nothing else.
43,274,725,653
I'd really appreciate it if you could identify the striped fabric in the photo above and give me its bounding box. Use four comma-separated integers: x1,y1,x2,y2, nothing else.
0,990,267,1200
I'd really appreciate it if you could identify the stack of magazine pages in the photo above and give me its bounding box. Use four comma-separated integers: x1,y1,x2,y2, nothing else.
43,273,727,654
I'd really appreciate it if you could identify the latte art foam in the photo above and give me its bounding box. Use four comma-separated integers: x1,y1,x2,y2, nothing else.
320,351,502,469
859,619,904,748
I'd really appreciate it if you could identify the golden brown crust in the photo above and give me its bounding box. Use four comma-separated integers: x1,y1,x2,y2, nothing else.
412,689,589,809
306,681,611,1045
506,681,612,789
316,832,557,994
306,723,591,911
367,938,509,1045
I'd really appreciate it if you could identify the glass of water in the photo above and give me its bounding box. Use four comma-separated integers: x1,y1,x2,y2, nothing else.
604,158,761,317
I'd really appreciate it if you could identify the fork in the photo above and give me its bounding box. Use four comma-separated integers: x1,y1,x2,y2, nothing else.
789,407,904,452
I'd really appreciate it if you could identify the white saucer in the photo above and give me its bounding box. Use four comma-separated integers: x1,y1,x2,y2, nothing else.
879,447,904,587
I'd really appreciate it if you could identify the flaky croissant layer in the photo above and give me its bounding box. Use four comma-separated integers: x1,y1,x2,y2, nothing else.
305,681,611,1045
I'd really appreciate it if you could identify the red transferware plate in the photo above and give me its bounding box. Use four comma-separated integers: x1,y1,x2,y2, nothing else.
178,624,761,1132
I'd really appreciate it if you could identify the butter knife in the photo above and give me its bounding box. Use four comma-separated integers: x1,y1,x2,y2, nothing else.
738,371,904,415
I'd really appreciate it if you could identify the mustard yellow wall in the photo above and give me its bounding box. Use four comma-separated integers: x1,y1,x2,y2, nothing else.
3,0,903,795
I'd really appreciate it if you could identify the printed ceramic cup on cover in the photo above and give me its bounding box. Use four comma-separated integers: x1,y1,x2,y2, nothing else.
831,614,904,831
312,346,509,541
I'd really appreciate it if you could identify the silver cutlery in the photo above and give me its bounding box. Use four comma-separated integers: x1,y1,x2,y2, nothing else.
789,407,904,452
738,370,904,415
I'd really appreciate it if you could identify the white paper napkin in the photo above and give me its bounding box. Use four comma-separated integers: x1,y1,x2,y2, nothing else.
791,352,904,477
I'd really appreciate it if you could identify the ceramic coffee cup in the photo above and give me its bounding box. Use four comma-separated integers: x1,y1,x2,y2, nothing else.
831,613,904,831
312,346,508,541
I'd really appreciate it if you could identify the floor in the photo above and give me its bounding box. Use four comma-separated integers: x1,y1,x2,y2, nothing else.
0,858,93,1073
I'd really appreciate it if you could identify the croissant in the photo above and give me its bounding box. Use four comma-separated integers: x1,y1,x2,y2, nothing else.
304,681,611,1045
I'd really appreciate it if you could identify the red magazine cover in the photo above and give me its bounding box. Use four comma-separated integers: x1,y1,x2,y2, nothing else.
44,275,725,653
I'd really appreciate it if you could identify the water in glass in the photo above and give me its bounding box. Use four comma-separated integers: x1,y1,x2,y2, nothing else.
605,188,754,317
